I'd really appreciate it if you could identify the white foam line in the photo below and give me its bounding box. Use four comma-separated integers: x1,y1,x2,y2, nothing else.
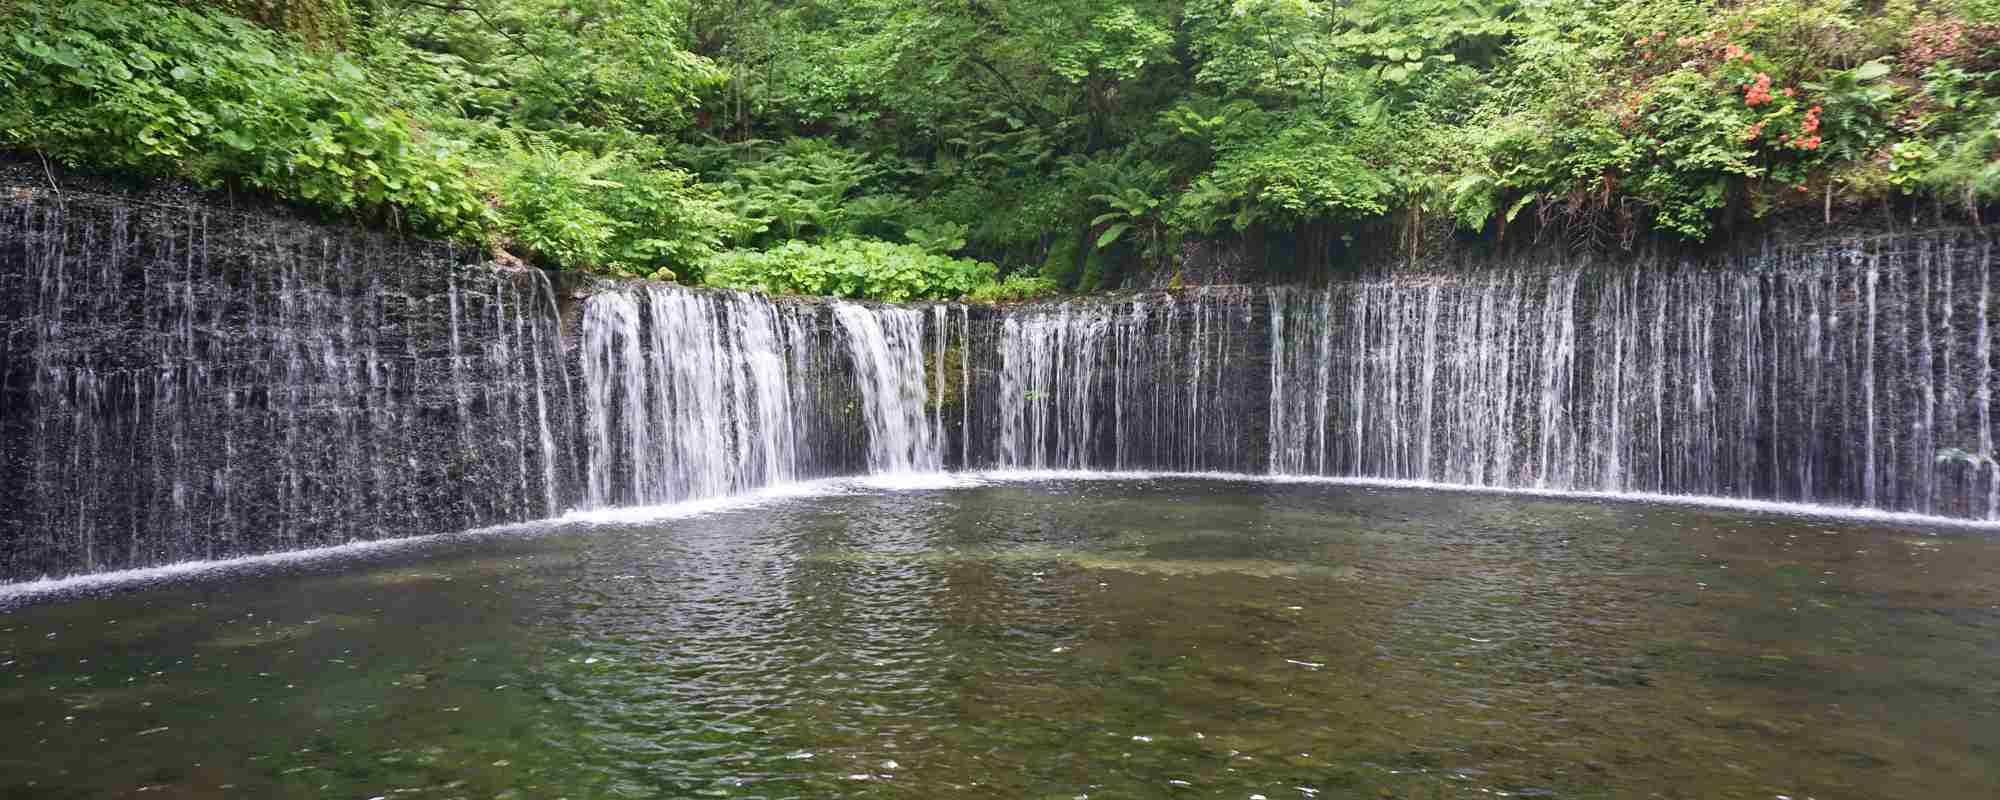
849,472,985,492
0,478,871,605
9,469,1991,604
554,476,879,524
0,528,493,607
955,469,2000,530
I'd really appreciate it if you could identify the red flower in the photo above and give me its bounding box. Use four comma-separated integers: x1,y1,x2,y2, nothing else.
1743,73,1775,106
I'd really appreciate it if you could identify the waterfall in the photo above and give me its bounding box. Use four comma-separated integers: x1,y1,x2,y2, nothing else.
1,192,575,581
525,275,566,515
577,290,948,503
1264,234,1999,518
1268,287,1337,475
997,305,1106,468
832,303,941,473
8,185,2000,582
987,288,1263,471
958,305,972,465
579,286,818,506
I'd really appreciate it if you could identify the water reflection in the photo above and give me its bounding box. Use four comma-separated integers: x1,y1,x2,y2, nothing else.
1,479,1996,798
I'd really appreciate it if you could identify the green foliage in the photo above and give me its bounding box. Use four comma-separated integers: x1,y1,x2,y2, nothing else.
493,137,624,271
595,165,740,282
1176,115,1398,232
366,0,721,135
10,0,2000,291
1,0,488,237
904,222,969,255
1331,0,1517,85
491,134,736,279
1065,152,1172,273
1040,230,1083,288
1922,106,2000,206
1622,69,1761,239
0,0,726,270
967,273,1061,304
711,138,879,243
1050,4,1173,85
203,0,355,48
1803,60,1902,163
1420,0,1997,239
1184,0,1334,98
1037,229,1112,292
1896,62,2000,207
702,239,998,301
843,193,918,239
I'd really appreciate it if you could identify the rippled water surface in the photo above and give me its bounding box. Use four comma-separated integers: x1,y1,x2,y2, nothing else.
3,478,1998,799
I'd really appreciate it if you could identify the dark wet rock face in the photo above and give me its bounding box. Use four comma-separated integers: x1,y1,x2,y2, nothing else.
0,189,579,581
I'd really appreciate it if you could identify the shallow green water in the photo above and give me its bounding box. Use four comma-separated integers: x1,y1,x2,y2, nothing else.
3,478,1998,799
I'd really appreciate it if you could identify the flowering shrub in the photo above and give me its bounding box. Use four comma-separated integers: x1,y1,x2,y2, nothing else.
1438,0,1985,240
1744,74,1775,106
1787,106,1824,151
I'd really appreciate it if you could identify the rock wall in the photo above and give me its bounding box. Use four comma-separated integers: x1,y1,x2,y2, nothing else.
0,187,578,581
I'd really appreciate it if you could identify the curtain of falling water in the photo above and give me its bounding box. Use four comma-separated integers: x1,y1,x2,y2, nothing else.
0,192,578,581
988,287,1263,472
581,287,817,506
927,303,973,468
1265,235,2000,518
579,288,955,505
10,189,1999,583
832,303,942,473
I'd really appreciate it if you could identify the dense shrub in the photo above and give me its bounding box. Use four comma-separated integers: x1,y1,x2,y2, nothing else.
702,239,998,301
7,0,2000,295
0,1,489,237
967,274,1062,304
490,135,738,279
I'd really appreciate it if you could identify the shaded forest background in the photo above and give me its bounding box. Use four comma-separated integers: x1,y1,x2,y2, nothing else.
4,0,1998,299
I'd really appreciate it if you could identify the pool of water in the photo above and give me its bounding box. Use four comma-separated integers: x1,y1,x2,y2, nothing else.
3,477,1998,799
